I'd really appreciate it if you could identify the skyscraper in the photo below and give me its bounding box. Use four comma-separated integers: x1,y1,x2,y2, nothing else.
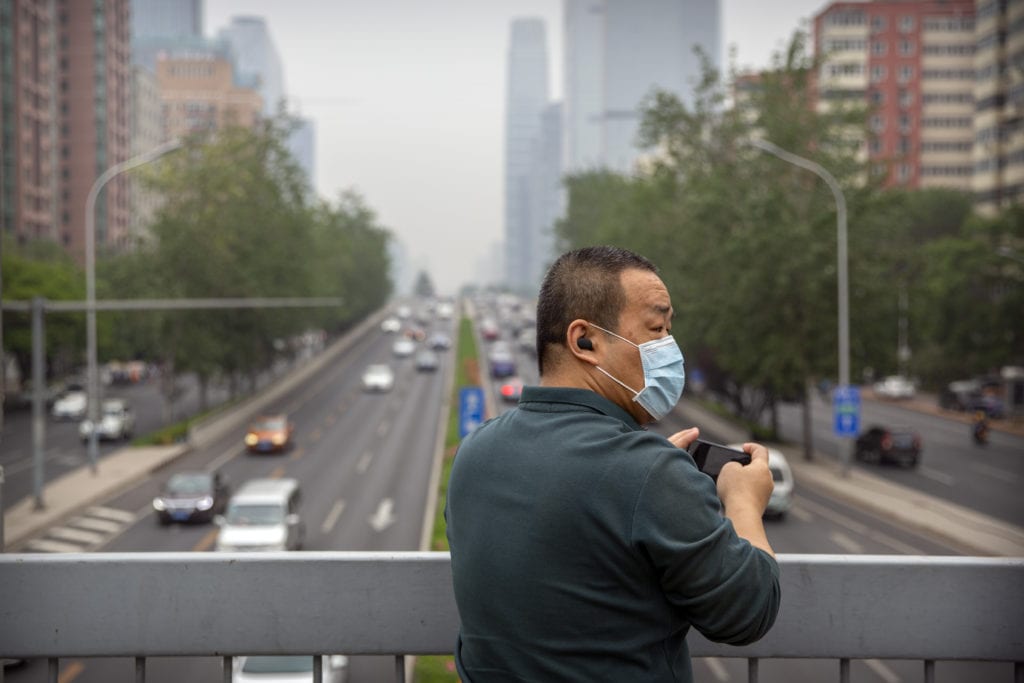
217,16,286,118
563,0,721,173
131,0,202,42
504,18,550,292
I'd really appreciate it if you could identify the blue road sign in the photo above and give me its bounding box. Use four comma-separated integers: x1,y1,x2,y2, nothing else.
833,385,861,437
459,386,485,438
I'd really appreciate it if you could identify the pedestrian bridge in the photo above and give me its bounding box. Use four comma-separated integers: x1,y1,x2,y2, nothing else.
0,552,1021,682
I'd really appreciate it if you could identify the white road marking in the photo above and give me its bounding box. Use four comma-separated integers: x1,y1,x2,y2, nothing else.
48,526,106,545
701,657,730,681
829,531,864,554
25,538,84,553
968,461,1019,483
798,497,927,555
84,506,136,523
369,498,396,532
356,451,373,474
67,516,124,533
790,506,815,523
865,658,902,683
207,446,241,472
917,466,955,486
321,499,346,534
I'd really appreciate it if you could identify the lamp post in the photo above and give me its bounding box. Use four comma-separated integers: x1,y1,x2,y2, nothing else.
747,138,853,472
85,139,182,471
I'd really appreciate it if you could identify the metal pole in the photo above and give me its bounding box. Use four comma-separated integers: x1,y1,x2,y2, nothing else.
1,464,5,552
32,296,46,509
85,139,182,471
748,139,852,472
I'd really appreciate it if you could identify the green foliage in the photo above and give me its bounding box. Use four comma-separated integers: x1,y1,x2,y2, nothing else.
414,271,436,298
555,31,1023,425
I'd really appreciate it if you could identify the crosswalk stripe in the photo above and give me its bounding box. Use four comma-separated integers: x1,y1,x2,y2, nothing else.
67,517,124,533
48,527,107,545
84,506,136,523
26,538,85,553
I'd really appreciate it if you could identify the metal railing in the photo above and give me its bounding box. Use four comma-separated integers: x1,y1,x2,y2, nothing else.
0,552,1022,683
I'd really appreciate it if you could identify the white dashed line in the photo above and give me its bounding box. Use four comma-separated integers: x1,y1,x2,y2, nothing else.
321,499,346,534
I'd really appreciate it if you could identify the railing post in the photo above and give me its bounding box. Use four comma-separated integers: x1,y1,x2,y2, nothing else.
135,656,146,683
223,655,232,683
839,658,850,683
313,655,322,683
748,657,759,683
395,655,406,683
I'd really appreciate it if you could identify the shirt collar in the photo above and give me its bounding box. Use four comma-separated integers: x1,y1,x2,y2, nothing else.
518,385,644,431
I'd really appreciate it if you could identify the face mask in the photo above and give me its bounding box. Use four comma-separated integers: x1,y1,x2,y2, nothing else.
587,322,686,420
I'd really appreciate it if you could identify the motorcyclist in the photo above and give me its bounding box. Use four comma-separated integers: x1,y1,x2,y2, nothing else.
972,409,990,445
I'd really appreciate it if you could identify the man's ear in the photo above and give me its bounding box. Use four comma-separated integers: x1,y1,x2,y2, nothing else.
567,319,597,362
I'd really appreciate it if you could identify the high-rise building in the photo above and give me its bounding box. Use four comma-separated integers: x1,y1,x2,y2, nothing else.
526,102,563,291
972,0,1024,212
0,0,58,243
814,1,976,190
131,0,206,71
504,18,550,292
563,0,721,174
156,54,263,139
217,16,286,118
57,0,132,254
130,64,165,245
287,117,316,191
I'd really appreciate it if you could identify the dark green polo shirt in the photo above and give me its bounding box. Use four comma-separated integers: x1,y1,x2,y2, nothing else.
445,386,780,682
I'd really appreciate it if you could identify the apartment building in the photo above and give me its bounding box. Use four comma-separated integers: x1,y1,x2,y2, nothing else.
972,0,1024,212
156,54,262,139
0,0,58,244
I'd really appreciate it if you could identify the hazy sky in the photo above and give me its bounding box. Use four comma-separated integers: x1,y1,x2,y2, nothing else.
205,0,826,295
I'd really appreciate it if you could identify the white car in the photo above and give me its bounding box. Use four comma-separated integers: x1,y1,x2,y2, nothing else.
79,398,135,441
361,364,395,392
380,316,401,333
392,338,416,357
728,444,794,519
233,655,348,683
873,375,916,400
52,386,88,420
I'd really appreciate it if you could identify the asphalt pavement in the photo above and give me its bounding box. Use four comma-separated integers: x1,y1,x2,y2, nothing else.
4,363,1023,556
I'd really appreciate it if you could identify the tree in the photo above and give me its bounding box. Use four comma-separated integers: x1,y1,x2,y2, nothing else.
413,271,436,298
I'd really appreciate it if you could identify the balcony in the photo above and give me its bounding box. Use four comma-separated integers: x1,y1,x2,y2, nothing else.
1,552,1021,682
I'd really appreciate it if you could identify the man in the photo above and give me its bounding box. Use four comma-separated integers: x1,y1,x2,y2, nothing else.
446,246,780,682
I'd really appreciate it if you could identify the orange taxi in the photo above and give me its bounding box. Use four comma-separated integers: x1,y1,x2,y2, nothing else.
244,414,295,453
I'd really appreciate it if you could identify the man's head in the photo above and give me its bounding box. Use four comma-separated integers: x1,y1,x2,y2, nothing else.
536,246,675,423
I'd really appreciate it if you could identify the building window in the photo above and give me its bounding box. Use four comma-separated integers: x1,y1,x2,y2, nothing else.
899,136,911,154
899,40,914,56
871,115,885,132
898,65,914,83
897,164,911,181
871,65,887,83
899,89,913,107
871,89,885,105
870,137,883,154
900,16,915,33
871,15,887,32
873,41,887,55
899,115,911,133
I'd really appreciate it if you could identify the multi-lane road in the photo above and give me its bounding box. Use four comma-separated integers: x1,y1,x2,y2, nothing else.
4,298,1021,683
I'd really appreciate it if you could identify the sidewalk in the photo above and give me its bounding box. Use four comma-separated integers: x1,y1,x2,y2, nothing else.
677,399,1024,557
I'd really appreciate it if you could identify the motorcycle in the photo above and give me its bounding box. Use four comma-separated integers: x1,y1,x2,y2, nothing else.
972,412,990,445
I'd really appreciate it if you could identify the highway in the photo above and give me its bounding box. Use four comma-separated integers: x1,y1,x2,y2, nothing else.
3,297,1020,682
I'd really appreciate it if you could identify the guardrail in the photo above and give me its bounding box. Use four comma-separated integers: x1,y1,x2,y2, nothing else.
1,552,1021,682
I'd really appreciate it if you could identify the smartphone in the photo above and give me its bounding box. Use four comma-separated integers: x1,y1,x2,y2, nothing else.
687,440,751,479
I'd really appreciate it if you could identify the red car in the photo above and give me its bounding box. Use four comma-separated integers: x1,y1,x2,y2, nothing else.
499,378,524,403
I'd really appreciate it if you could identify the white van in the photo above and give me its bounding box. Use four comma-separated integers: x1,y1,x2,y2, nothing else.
215,478,304,552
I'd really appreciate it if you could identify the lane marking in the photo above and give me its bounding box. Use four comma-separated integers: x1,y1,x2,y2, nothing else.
321,499,346,534
193,528,219,553
799,497,926,555
701,657,730,681
207,445,242,472
369,498,397,532
865,658,902,683
49,526,107,545
25,538,84,553
85,506,136,523
918,466,955,486
356,451,373,474
790,506,815,523
829,531,865,554
67,516,124,533
270,466,285,478
968,461,1019,483
58,660,86,683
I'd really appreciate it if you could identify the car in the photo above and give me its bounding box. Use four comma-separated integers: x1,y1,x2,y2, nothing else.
479,317,501,341
392,337,416,357
499,377,524,403
380,316,401,333
215,478,304,552
854,426,922,467
52,384,88,420
232,655,348,683
415,349,440,372
427,332,452,350
488,343,517,378
79,398,135,441
245,414,295,453
516,327,536,356
361,363,395,392
153,470,230,525
872,375,916,400
727,444,794,519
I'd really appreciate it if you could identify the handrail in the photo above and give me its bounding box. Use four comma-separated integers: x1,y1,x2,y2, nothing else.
1,552,1022,663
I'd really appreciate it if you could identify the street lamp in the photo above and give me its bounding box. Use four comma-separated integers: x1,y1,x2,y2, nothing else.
747,138,853,471
85,139,182,471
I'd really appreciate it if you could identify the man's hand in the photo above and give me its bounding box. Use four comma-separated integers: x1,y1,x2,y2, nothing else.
667,427,700,450
716,442,776,558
